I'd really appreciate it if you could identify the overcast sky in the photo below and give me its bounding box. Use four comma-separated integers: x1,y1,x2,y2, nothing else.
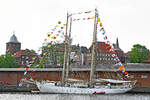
0,0,150,55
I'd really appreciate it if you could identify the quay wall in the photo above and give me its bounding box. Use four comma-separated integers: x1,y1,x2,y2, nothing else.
0,65,150,92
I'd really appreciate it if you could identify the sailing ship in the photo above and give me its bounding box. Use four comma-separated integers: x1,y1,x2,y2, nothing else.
36,9,135,94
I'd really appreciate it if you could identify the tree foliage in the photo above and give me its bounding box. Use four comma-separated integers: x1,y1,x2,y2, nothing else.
0,53,18,68
130,44,149,63
42,42,64,66
31,49,36,53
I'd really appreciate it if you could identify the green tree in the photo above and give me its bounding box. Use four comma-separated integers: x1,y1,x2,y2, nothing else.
31,49,36,53
0,53,18,68
42,42,64,66
130,44,149,63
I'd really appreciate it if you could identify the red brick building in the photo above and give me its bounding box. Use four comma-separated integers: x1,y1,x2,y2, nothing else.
85,42,115,65
6,34,38,67
14,49,38,66
85,38,125,65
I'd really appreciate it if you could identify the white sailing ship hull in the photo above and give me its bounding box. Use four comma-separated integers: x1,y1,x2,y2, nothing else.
36,82,132,94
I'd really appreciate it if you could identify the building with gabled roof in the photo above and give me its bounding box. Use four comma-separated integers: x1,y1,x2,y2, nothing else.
85,41,115,65
14,49,38,66
85,38,125,65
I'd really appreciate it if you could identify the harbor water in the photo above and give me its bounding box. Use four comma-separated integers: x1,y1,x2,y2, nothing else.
0,92,150,100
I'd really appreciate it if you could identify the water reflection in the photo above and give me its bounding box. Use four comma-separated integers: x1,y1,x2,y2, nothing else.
0,93,150,100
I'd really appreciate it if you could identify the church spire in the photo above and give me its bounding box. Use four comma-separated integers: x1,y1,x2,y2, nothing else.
116,37,119,48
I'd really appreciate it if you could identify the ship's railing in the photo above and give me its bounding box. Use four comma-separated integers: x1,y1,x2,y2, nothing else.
95,85,132,89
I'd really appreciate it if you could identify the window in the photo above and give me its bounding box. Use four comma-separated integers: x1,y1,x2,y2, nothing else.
26,60,29,64
26,56,29,59
130,75,134,79
141,75,147,79
21,61,24,64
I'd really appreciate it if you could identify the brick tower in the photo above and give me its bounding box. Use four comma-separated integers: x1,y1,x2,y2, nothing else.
6,33,21,54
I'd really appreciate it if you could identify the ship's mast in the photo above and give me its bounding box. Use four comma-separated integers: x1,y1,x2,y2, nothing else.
61,12,69,86
66,17,72,79
89,9,98,88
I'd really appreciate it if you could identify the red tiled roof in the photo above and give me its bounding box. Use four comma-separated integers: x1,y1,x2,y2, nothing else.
89,42,112,53
14,50,26,58
97,42,111,53
13,49,36,58
124,51,131,56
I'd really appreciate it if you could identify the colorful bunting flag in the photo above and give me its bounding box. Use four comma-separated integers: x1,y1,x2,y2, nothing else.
58,21,61,24
53,36,57,39
47,34,51,38
25,68,29,71
88,17,91,20
116,62,122,66
112,54,117,57
102,32,105,35
104,36,108,40
120,65,125,71
109,48,114,52
61,27,64,29
97,18,100,22
68,14,72,17
24,71,27,75
100,23,103,27
96,13,99,18
55,25,59,27
106,45,111,49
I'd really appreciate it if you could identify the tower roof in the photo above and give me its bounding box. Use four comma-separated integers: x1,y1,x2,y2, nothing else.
113,38,122,51
8,34,20,43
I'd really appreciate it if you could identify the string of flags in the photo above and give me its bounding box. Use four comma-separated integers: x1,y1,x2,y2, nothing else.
19,56,37,87
68,10,128,78
96,12,129,79
72,16,95,21
19,10,129,87
37,21,66,54
47,21,66,40
19,21,66,87
68,10,93,17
